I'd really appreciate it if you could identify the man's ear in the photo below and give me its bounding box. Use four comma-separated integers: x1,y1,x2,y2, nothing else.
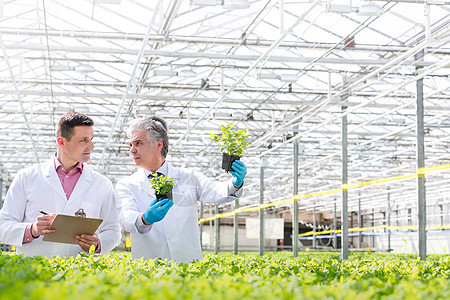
156,140,164,151
57,137,65,148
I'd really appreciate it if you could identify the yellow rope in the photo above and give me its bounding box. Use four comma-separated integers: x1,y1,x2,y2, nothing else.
198,163,450,224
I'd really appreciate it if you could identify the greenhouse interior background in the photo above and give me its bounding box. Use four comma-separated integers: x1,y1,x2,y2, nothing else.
0,0,449,261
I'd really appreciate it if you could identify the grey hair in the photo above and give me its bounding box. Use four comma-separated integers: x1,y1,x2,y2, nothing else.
127,118,169,158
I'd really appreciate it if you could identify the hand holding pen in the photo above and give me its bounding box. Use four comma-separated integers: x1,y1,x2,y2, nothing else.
31,211,57,238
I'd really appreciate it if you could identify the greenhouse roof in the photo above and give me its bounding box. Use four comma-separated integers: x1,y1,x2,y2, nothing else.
0,0,449,213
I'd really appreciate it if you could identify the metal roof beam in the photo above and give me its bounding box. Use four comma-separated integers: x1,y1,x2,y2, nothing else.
4,43,444,66
2,28,449,53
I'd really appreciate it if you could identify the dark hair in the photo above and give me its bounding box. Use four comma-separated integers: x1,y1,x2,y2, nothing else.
127,118,169,158
56,112,94,141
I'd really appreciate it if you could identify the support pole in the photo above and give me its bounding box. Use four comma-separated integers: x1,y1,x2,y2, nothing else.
259,161,265,256
358,195,362,249
395,205,400,227
387,190,391,252
396,206,399,228
408,208,412,229
416,50,426,261
293,140,299,257
371,209,375,249
234,198,239,255
341,104,349,260
200,202,204,250
210,204,214,251
333,201,337,249
214,204,219,255
312,206,316,249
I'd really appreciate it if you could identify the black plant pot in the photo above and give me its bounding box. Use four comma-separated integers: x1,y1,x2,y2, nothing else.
222,153,241,173
155,190,173,202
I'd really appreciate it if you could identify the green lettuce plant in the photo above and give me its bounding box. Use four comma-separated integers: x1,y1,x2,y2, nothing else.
148,174,174,195
2,252,450,299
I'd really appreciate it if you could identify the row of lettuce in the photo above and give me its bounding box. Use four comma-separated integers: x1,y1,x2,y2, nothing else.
1,251,450,299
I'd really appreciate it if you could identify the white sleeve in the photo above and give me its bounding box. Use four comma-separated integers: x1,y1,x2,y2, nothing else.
0,170,30,246
195,171,243,205
115,180,150,235
134,214,152,234
227,180,244,197
96,180,122,254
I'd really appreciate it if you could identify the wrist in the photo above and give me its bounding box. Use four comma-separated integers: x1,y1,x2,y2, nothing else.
142,215,151,225
30,223,40,239
233,180,243,188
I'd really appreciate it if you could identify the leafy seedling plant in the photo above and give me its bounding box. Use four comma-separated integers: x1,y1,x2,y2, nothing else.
149,174,174,201
210,123,250,172
210,123,250,156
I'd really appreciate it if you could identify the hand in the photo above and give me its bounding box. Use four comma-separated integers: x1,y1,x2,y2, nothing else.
231,160,247,187
76,233,99,253
31,214,57,238
142,198,173,225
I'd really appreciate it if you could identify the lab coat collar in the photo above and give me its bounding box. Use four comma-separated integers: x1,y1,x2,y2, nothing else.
42,157,66,199
42,157,93,200
144,160,169,177
166,162,181,180
69,163,93,200
137,169,153,196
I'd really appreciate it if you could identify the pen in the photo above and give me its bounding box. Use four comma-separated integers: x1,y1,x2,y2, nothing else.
39,210,49,215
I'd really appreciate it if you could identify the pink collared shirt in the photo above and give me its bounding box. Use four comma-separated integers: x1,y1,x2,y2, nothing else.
54,158,83,200
23,158,101,253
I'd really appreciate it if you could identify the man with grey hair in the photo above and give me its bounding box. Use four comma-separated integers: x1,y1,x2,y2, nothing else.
115,117,247,263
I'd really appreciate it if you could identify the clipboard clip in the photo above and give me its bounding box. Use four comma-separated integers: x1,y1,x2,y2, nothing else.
74,208,86,218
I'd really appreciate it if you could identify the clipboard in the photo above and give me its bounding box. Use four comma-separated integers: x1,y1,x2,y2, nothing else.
42,214,103,244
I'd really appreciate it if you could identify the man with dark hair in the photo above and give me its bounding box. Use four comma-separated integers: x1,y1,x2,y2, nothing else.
56,111,94,139
115,118,247,263
0,112,121,257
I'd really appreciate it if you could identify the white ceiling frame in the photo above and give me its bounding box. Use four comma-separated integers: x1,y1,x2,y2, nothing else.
249,25,450,157
6,43,444,67
0,40,40,163
97,0,165,170
4,27,450,54
240,58,450,194
172,0,335,151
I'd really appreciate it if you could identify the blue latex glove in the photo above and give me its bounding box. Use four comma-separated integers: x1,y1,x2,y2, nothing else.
142,198,173,225
231,160,247,187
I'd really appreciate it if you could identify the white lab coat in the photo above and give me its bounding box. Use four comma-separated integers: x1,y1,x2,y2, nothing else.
0,157,121,257
115,162,243,263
